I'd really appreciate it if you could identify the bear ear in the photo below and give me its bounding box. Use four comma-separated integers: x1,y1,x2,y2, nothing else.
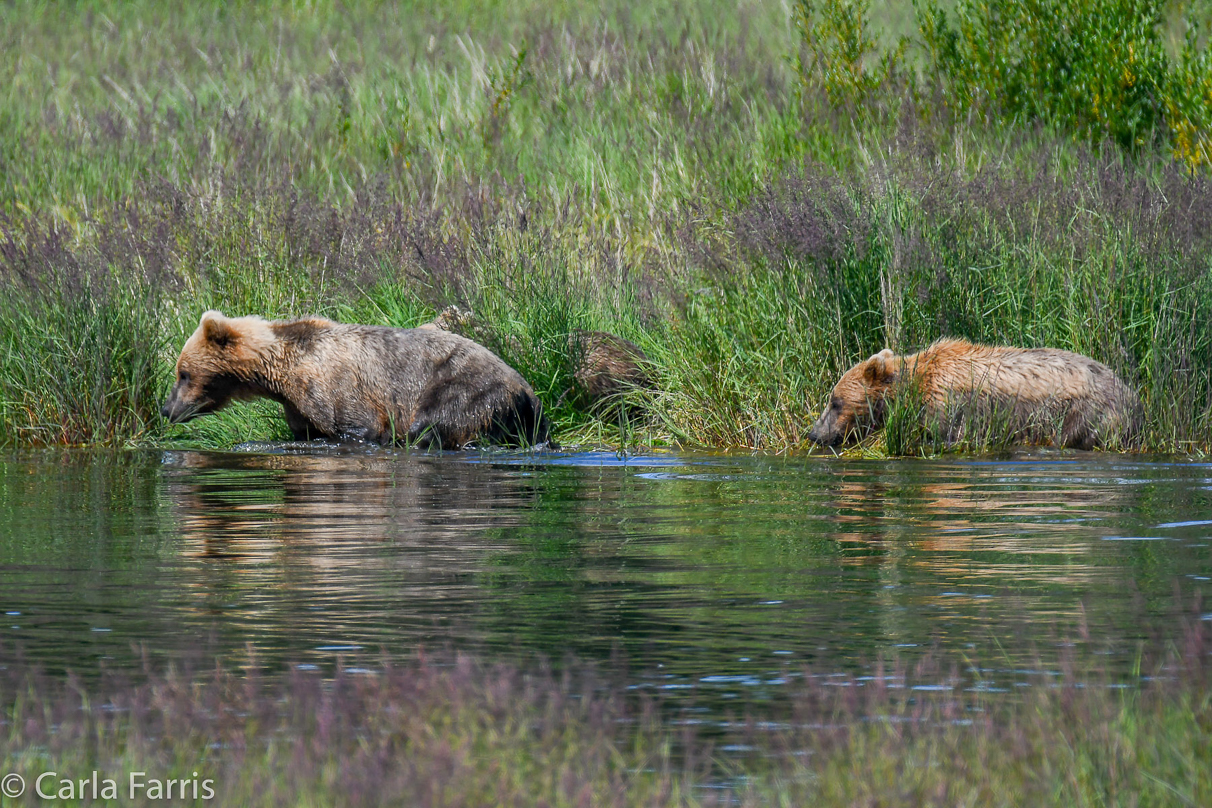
862,349,896,384
200,310,238,348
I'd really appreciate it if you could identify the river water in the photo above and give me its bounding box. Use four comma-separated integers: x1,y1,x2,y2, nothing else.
0,446,1209,713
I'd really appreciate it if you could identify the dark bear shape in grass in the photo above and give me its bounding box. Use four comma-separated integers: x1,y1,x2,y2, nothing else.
807,338,1142,450
162,310,550,448
423,306,653,413
563,329,653,413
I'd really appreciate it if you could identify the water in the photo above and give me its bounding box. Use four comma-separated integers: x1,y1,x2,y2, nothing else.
0,446,1209,712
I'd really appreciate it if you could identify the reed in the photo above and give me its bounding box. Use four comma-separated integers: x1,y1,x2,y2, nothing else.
1,0,1209,453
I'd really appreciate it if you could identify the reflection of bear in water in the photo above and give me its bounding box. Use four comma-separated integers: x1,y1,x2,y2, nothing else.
808,339,1142,450
166,449,543,562
162,311,550,448
424,306,653,414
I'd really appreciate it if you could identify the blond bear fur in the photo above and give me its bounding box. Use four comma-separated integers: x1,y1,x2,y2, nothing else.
808,338,1142,450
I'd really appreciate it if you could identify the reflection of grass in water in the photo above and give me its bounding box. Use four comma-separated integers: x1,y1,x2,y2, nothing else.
2,615,1210,806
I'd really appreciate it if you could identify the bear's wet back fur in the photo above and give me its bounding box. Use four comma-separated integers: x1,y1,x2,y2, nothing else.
807,339,1143,450
162,311,550,449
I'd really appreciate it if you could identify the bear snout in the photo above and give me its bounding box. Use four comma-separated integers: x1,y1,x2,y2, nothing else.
161,400,182,422
161,397,182,423
807,426,841,447
807,414,843,447
161,388,196,423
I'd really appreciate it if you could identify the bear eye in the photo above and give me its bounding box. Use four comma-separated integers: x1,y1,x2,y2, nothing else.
179,371,191,383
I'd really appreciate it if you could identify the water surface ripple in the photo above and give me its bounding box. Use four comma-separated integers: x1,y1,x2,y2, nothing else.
0,446,1208,708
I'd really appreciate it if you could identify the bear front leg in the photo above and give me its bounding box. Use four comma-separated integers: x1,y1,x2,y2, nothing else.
282,402,324,441
1060,407,1097,450
404,418,451,449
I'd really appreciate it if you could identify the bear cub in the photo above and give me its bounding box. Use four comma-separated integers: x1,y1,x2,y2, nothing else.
808,338,1142,450
162,310,550,449
423,305,653,414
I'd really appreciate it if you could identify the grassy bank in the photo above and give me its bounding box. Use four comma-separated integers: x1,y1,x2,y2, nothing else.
1,0,1211,452
1,611,1210,807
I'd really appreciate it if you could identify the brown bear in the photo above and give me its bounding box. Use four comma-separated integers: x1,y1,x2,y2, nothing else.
563,329,653,413
422,306,653,413
162,310,550,448
807,338,1142,450
418,305,476,334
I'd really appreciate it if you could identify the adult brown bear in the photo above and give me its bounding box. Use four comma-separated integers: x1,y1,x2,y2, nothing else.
807,339,1142,450
162,310,550,448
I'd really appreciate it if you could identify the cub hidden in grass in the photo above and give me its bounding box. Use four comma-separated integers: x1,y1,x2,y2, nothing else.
423,305,653,413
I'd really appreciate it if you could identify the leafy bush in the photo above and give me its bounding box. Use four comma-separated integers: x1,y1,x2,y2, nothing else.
793,0,905,120
918,0,1173,147
796,0,1212,168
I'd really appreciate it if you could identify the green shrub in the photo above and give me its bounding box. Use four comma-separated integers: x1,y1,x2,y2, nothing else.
919,0,1212,166
793,0,906,120
795,0,1212,168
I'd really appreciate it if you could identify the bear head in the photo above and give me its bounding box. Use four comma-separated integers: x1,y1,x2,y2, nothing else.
161,310,276,423
807,348,898,447
421,305,476,334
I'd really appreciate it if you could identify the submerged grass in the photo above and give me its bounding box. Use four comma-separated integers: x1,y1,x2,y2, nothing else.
2,610,1210,806
1,0,1211,453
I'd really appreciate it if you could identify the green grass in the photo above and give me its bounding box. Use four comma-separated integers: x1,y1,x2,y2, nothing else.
1,0,1211,453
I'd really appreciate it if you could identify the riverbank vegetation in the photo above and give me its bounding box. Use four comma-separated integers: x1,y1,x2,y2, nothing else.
2,609,1210,806
2,0,1211,453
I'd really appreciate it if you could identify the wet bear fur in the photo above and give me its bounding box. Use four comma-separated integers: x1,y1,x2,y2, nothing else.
807,338,1142,450
162,310,550,448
